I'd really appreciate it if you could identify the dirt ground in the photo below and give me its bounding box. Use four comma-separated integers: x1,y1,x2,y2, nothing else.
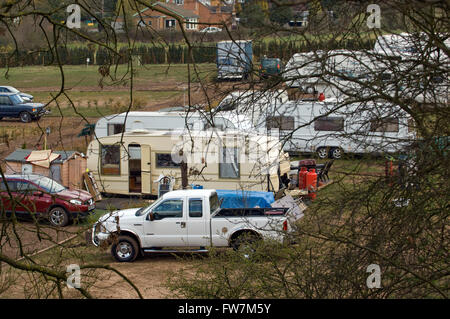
0,218,203,299
0,78,265,298
87,253,197,299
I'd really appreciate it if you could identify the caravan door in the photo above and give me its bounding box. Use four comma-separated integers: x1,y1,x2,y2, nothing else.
141,145,152,194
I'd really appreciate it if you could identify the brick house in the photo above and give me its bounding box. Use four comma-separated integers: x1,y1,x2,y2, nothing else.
181,0,235,29
126,0,234,32
132,2,200,31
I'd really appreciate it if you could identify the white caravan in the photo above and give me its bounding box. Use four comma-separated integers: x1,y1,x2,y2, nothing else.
94,111,255,138
283,50,384,99
254,99,415,158
214,89,289,129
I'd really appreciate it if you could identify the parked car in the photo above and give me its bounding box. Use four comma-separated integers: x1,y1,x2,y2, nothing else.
0,174,95,227
0,92,49,122
0,86,33,102
92,189,292,262
259,57,283,79
200,27,222,33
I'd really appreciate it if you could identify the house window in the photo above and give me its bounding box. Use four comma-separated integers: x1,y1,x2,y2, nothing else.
165,19,176,29
175,0,184,4
107,123,125,136
101,145,121,175
314,117,344,131
266,116,295,131
186,18,198,30
219,147,240,179
370,117,399,133
156,153,181,168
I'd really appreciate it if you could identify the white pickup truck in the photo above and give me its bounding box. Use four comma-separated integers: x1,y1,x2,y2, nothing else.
92,189,292,262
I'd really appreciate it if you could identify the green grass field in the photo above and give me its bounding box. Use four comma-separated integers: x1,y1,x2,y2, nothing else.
0,64,216,116
0,64,216,89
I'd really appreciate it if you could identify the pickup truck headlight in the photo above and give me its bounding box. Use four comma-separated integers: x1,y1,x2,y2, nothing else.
70,199,83,205
99,223,107,233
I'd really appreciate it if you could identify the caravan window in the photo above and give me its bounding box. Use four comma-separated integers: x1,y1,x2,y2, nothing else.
266,116,295,131
314,117,344,131
101,145,121,175
370,117,399,132
219,147,240,179
156,153,181,168
107,123,125,136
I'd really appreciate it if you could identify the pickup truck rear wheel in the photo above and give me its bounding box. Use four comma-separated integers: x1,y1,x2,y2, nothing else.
111,236,139,262
232,233,259,259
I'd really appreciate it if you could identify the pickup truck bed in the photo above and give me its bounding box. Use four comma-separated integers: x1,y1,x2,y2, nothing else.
214,207,288,217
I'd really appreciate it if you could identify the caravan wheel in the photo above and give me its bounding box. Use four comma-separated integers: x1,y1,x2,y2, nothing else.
329,147,343,159
316,147,329,159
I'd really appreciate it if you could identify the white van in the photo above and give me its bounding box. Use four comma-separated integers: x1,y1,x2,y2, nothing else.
253,99,415,158
94,110,255,138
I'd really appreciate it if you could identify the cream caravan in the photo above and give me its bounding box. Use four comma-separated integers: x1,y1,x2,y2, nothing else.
86,129,290,196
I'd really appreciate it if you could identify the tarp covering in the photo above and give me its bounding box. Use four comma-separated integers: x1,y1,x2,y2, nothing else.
25,150,61,168
216,189,275,209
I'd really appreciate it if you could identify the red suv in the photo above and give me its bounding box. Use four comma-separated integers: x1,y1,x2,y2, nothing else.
0,174,95,227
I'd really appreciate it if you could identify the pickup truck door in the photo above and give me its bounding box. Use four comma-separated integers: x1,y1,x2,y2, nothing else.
186,198,209,247
142,198,188,247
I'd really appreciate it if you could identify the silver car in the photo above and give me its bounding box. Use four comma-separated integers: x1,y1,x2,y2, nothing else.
0,86,33,102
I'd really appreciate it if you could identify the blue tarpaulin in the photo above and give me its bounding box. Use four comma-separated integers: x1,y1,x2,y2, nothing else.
216,189,275,209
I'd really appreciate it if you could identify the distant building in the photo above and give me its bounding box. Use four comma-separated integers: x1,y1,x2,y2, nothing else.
112,0,234,32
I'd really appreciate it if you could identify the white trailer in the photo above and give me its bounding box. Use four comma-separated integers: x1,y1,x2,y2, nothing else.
254,99,415,158
282,49,395,100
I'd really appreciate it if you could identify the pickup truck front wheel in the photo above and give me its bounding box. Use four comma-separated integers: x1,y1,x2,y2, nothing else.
111,236,139,262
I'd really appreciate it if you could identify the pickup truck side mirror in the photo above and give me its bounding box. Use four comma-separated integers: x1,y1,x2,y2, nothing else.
148,212,155,221
33,191,43,197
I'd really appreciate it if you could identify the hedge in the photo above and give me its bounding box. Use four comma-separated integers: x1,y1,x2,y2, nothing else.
0,38,375,67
